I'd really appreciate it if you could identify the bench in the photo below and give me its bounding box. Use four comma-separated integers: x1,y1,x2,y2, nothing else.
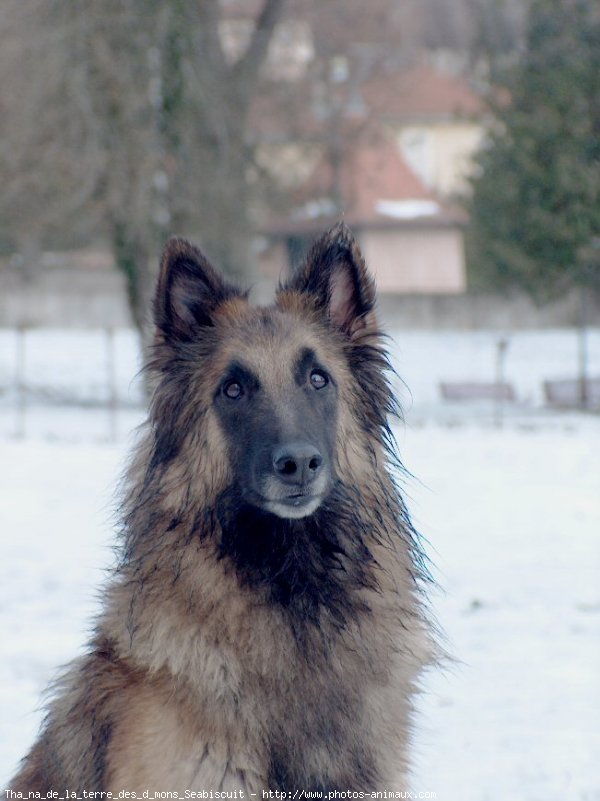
439,381,516,402
543,378,600,410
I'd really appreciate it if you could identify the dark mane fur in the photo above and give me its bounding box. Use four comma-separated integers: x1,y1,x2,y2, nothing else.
215,481,378,624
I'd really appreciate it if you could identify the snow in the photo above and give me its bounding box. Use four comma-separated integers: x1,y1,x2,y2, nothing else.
376,199,441,219
1,328,599,797
403,424,600,800
0,440,124,782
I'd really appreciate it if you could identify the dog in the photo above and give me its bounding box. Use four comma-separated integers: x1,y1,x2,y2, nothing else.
10,223,433,793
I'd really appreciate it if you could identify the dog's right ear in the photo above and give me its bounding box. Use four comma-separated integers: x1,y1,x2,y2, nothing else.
154,237,240,341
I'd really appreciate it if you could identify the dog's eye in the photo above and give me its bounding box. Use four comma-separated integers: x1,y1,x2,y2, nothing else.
310,370,328,389
223,380,243,400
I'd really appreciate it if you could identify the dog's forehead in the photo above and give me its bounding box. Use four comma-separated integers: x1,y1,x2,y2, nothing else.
212,301,336,379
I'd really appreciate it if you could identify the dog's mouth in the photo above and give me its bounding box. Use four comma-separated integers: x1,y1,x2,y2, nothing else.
242,470,332,520
252,490,324,519
281,490,321,506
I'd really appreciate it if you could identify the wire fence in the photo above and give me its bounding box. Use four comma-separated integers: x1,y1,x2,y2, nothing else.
0,327,145,440
1,326,599,441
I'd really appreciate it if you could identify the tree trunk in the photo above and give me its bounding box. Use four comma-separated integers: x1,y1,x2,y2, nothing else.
198,133,260,286
112,223,157,397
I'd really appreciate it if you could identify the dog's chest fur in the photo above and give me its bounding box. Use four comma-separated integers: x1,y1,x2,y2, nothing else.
105,554,398,792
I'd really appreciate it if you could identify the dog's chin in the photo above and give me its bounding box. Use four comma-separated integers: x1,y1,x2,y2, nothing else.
261,495,323,520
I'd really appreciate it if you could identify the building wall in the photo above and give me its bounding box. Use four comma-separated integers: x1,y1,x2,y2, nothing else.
397,122,484,197
377,289,600,330
0,268,133,328
1,263,597,331
359,227,467,294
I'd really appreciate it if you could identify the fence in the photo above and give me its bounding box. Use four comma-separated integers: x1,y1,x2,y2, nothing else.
1,327,599,441
0,327,145,441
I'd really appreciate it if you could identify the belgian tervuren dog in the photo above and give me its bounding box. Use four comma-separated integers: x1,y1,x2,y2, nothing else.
10,223,433,793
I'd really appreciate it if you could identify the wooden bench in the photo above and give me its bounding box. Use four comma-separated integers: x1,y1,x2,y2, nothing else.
543,378,600,410
439,381,516,402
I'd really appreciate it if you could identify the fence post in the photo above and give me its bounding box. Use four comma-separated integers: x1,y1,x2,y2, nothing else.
494,336,509,428
106,327,118,442
15,325,27,439
578,286,589,410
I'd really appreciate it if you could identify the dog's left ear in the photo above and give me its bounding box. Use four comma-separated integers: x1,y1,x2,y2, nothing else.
283,223,377,338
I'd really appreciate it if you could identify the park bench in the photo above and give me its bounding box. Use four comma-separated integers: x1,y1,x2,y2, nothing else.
439,381,516,402
543,378,600,410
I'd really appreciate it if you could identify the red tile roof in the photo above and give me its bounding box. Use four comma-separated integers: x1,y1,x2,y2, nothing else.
363,64,484,120
268,128,465,234
249,63,485,143
325,132,434,219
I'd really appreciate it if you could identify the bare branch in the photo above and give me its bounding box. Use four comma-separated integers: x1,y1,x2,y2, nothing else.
232,0,285,93
194,0,228,83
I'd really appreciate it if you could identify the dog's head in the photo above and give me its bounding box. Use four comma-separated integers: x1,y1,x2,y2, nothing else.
149,224,389,523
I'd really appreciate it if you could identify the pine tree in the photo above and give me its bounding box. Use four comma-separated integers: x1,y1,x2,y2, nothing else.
467,0,600,301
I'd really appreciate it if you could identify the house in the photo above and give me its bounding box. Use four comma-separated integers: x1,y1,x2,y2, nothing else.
262,127,467,294
251,61,486,203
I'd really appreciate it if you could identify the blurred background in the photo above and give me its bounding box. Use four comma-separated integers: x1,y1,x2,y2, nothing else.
0,1,599,799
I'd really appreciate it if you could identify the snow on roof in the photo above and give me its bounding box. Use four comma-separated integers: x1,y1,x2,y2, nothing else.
375,199,441,219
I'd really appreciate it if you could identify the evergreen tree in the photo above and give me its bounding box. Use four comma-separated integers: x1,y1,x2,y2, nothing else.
467,0,600,301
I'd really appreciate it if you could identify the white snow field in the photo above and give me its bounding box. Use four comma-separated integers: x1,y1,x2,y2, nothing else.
0,328,599,798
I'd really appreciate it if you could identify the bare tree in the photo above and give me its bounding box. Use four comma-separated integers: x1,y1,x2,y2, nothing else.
0,0,524,343
0,0,284,340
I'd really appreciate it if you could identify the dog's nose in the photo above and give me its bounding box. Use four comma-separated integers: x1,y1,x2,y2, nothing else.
272,442,323,486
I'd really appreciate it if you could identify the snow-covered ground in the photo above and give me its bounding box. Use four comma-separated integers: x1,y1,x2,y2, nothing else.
402,423,600,800
1,328,599,798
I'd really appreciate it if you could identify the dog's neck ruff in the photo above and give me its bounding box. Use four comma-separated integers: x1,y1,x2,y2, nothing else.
214,483,378,627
